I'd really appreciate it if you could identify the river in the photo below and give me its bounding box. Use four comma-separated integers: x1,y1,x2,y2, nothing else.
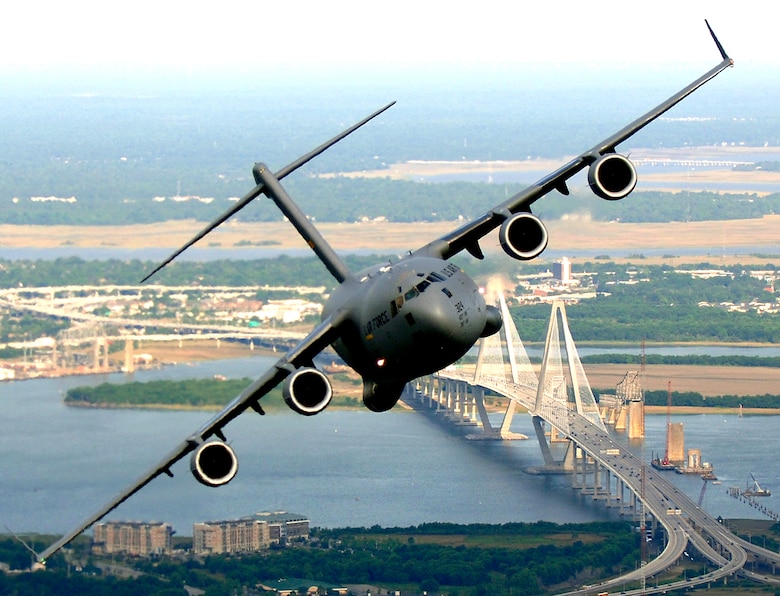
1,355,778,538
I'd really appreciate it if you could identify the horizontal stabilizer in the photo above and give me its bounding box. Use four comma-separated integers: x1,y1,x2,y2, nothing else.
140,101,395,283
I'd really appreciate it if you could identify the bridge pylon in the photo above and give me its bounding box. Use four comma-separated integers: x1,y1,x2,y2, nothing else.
525,299,607,472
470,291,537,438
535,300,605,431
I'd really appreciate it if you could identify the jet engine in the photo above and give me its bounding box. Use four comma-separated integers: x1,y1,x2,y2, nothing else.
190,440,239,487
587,153,637,200
282,367,333,416
363,380,404,412
498,212,549,261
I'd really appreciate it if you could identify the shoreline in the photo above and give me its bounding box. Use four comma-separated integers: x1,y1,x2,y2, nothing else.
54,340,780,414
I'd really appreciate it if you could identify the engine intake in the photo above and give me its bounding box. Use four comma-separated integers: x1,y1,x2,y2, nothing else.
283,367,333,416
190,441,238,487
587,153,637,200
498,212,548,261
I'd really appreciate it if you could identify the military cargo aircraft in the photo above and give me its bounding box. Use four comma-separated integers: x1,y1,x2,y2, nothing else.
35,21,732,563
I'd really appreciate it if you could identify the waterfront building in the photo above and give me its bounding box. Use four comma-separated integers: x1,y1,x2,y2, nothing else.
258,510,310,543
92,521,173,555
193,511,309,554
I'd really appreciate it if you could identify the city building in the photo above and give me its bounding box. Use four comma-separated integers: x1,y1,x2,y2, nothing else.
193,517,270,554
92,521,173,555
193,511,309,554
553,257,572,284
259,510,310,543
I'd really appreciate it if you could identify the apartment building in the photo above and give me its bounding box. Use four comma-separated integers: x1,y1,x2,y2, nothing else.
193,511,309,554
92,521,173,555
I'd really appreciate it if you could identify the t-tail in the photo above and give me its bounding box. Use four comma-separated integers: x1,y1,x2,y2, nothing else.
140,101,395,283
252,163,350,283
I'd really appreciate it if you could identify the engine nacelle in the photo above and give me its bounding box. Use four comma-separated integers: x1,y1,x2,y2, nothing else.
283,367,333,416
587,153,637,200
498,212,548,261
190,440,238,487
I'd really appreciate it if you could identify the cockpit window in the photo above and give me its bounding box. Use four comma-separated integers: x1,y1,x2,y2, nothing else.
392,271,446,314
390,296,404,317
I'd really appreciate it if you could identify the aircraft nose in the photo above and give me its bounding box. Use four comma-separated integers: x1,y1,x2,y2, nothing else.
480,304,503,337
413,288,487,351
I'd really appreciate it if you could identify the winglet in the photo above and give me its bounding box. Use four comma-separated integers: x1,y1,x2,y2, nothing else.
705,19,732,64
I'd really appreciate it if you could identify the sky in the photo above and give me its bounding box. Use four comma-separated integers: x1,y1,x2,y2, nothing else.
1,0,775,75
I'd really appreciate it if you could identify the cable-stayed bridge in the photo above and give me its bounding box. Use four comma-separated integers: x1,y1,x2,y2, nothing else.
408,296,780,594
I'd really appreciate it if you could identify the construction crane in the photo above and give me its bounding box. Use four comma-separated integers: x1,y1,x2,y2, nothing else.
744,473,772,497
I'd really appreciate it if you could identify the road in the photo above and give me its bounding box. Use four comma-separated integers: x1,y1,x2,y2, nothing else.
439,370,780,594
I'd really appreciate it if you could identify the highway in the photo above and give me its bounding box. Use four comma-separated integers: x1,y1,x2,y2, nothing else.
6,282,780,591
438,370,780,594
0,284,310,344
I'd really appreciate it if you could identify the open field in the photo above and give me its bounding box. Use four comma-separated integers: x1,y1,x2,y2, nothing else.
332,146,780,192
137,338,263,364
2,144,777,261
1,144,779,264
1,215,779,266
585,363,780,400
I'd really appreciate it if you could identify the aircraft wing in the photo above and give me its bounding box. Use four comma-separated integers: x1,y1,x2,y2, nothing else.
415,22,733,262
37,310,346,563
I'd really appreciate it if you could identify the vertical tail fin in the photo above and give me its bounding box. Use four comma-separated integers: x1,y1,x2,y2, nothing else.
253,163,351,283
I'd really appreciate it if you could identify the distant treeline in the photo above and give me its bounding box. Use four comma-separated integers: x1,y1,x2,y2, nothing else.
1,180,778,226
64,378,360,410
64,376,780,411
582,354,780,368
318,519,630,538
593,387,780,409
64,378,260,409
1,520,640,593
0,254,377,289
640,390,780,410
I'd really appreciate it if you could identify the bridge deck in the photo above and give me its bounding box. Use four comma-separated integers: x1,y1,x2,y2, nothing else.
427,368,780,593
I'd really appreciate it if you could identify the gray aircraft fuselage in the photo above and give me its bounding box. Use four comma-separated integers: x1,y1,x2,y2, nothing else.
323,255,491,386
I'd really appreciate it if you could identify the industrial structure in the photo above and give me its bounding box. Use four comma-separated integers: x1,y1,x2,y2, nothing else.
0,284,315,380
598,370,645,438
